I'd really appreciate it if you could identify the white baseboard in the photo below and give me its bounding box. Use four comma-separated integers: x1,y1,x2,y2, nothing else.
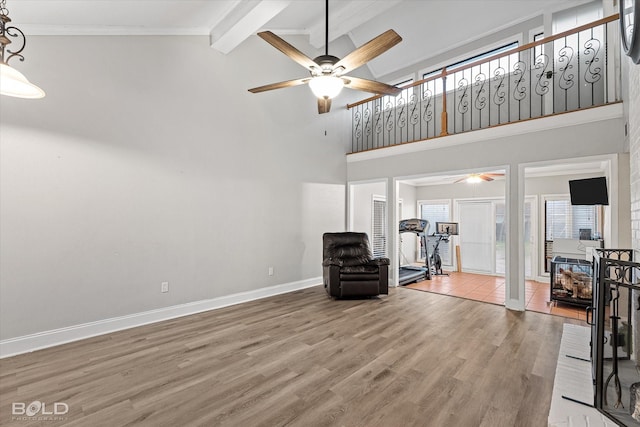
0,277,322,359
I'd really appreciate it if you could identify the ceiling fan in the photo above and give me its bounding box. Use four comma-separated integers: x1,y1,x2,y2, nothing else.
248,0,403,114
454,173,505,184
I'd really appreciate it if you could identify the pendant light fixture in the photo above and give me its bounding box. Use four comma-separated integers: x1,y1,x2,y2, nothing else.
0,0,45,99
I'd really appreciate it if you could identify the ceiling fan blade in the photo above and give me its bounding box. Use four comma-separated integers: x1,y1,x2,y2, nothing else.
333,30,402,74
483,173,505,178
343,76,402,96
248,78,310,94
318,97,332,114
258,31,319,71
480,175,494,181
453,177,468,183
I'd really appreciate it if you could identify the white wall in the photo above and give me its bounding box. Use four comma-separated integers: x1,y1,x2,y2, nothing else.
0,35,349,340
416,179,505,200
616,152,632,249
629,62,640,260
398,182,418,263
349,181,385,235
348,181,418,264
626,58,640,362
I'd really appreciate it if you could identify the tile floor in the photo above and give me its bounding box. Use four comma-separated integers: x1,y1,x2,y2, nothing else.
404,271,587,321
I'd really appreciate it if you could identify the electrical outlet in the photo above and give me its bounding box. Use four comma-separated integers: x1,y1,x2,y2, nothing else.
161,281,169,293
268,267,274,276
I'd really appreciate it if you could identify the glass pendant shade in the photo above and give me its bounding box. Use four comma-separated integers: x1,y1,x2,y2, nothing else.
0,63,45,99
308,75,344,99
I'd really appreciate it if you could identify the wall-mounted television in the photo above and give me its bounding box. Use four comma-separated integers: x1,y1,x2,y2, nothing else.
435,222,459,235
569,177,608,205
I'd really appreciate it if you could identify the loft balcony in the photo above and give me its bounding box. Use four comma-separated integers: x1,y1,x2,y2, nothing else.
347,15,621,154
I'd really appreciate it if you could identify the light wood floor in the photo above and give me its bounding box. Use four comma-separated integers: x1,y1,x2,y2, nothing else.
406,272,586,320
0,285,577,426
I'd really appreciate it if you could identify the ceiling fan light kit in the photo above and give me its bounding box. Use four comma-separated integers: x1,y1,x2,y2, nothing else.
466,175,484,184
248,0,402,114
454,173,505,184
0,0,45,99
308,75,344,99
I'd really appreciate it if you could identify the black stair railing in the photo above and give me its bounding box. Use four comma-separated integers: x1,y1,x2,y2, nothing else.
347,14,621,154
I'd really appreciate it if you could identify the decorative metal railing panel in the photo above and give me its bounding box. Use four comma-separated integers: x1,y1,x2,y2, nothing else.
348,15,620,153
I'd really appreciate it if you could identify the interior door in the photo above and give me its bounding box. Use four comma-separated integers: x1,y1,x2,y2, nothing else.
459,201,493,273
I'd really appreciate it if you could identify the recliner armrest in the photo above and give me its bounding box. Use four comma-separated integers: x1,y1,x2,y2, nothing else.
368,257,390,266
322,258,342,267
326,257,389,267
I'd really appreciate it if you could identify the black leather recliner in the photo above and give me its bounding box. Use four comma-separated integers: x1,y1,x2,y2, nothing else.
322,232,390,298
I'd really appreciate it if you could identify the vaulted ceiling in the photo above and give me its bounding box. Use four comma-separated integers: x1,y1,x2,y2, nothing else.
9,0,594,78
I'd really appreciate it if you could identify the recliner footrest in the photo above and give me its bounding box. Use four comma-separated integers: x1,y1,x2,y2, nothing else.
340,281,380,297
339,273,380,281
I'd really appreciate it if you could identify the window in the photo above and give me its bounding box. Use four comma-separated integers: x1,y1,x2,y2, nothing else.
419,200,451,265
379,77,414,109
495,198,534,277
422,41,519,95
372,197,387,258
393,77,414,102
545,199,599,240
533,31,544,60
544,196,600,272
552,2,602,34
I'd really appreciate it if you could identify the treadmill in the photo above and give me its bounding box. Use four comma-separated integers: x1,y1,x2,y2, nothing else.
398,218,432,285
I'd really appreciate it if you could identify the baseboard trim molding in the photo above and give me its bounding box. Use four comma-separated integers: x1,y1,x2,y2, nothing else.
0,277,321,358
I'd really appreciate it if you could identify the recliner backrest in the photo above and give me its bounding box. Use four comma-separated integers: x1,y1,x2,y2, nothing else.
323,232,372,266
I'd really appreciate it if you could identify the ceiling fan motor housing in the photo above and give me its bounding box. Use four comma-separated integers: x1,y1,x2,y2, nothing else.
312,55,341,75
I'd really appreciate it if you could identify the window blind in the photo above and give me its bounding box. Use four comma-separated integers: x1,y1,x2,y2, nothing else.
545,199,598,240
372,199,387,258
544,197,599,272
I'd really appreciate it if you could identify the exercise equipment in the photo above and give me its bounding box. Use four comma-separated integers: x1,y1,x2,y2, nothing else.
428,234,450,276
398,219,431,285
427,222,459,276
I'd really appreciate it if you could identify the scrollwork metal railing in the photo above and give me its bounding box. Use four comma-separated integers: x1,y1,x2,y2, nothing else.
348,14,620,153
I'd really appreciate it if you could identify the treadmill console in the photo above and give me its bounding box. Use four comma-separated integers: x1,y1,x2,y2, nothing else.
399,218,429,234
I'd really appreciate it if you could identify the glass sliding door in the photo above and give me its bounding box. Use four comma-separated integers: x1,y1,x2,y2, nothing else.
495,198,534,278
458,201,494,273
418,200,452,265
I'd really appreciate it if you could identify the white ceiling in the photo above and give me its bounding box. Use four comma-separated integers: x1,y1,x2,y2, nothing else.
7,0,594,78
